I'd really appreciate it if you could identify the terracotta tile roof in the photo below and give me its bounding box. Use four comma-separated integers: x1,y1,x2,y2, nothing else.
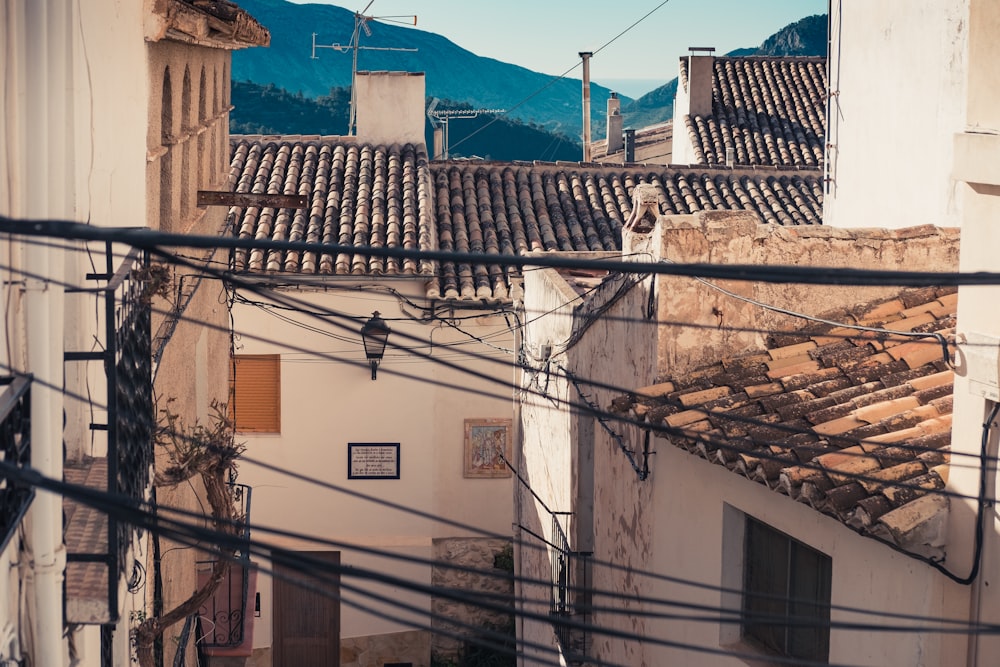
592,122,674,164
228,137,436,281
679,56,827,168
612,287,957,559
227,136,823,301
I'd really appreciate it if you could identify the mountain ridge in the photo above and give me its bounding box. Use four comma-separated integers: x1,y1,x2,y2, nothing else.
232,0,625,137
621,14,827,129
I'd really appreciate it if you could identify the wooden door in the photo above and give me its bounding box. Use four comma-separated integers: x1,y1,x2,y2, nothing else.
273,551,341,666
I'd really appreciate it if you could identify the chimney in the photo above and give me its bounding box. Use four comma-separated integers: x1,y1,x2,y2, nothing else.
580,51,593,162
606,93,624,154
687,47,715,117
624,128,636,163
354,71,426,144
432,125,444,160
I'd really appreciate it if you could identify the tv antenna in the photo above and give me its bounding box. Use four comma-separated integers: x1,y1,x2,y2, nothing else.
426,98,505,159
311,1,417,136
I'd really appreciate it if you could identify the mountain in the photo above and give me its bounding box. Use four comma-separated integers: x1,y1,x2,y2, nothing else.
621,14,828,130
230,81,583,162
756,14,828,56
232,0,624,138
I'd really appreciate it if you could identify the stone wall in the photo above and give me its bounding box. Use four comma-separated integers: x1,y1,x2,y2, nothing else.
431,537,515,664
341,630,431,667
625,212,962,378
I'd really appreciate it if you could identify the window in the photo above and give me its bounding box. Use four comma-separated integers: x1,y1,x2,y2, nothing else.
229,355,280,433
742,517,831,662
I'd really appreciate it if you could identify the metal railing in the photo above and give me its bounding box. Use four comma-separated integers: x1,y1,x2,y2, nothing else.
197,482,253,648
65,245,154,621
0,375,32,552
550,513,571,615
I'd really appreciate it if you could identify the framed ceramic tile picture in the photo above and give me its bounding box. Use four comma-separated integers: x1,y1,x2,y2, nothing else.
463,418,512,478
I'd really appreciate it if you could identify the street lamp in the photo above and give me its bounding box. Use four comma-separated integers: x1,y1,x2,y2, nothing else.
361,311,390,380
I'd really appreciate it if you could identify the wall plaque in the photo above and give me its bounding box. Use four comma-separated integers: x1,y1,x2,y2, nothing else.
348,443,400,480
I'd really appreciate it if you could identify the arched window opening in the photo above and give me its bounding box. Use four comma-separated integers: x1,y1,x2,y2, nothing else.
199,65,209,186
181,66,193,220
159,68,174,232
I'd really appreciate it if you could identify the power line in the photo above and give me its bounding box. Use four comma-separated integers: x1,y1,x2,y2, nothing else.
0,243,985,487
0,230,982,596
5,215,999,287
14,459,997,648
445,0,675,156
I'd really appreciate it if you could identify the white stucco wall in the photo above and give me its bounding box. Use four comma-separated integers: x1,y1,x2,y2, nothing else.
823,0,969,229
670,58,699,166
597,441,969,667
1,2,151,665
355,71,426,145
949,0,1000,661
519,211,969,666
231,282,514,653
518,253,658,664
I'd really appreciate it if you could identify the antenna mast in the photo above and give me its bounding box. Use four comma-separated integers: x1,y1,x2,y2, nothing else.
311,1,417,136
426,99,506,159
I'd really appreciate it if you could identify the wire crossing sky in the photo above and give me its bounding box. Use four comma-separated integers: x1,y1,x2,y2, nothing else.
291,0,828,96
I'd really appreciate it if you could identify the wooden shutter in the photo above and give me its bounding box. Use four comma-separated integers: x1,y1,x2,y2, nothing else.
229,354,281,433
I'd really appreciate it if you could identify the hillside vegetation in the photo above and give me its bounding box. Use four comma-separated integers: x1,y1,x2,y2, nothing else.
621,14,827,129
232,0,622,138
230,81,582,162
231,4,827,159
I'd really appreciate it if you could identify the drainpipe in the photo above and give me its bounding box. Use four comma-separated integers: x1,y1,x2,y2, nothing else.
579,52,593,162
512,296,525,667
25,1,68,665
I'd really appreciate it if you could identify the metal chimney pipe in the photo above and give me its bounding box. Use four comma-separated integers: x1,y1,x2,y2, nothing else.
580,51,593,162
607,92,624,154
624,128,636,163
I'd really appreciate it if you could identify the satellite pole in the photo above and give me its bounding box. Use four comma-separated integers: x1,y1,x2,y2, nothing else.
311,1,417,136
426,98,506,159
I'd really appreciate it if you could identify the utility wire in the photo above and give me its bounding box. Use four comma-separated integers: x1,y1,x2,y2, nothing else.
445,0,674,156
0,245,991,485
2,228,993,584
5,215,1000,287
20,460,998,645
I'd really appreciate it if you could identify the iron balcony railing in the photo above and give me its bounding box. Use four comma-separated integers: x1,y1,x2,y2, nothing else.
0,375,32,552
197,481,253,649
65,245,154,621
551,512,571,615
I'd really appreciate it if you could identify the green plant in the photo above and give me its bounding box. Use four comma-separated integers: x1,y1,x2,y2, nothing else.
460,618,516,667
493,542,514,572
131,399,245,667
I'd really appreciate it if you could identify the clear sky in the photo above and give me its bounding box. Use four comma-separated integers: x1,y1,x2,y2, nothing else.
291,0,828,96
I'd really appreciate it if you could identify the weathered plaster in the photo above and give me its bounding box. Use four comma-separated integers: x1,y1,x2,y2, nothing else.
644,212,960,377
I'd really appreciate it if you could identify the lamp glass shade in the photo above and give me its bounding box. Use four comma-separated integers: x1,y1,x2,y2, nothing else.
361,311,391,361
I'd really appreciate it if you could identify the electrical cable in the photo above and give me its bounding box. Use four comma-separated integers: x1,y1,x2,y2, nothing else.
39,460,1000,648
3,227,996,620
0,235,981,351
7,215,1000,287
444,0,675,157
0,246,991,488
24,460,1000,643
0,269,988,498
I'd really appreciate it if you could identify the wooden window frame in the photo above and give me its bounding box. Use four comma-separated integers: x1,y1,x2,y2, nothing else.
742,516,831,663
